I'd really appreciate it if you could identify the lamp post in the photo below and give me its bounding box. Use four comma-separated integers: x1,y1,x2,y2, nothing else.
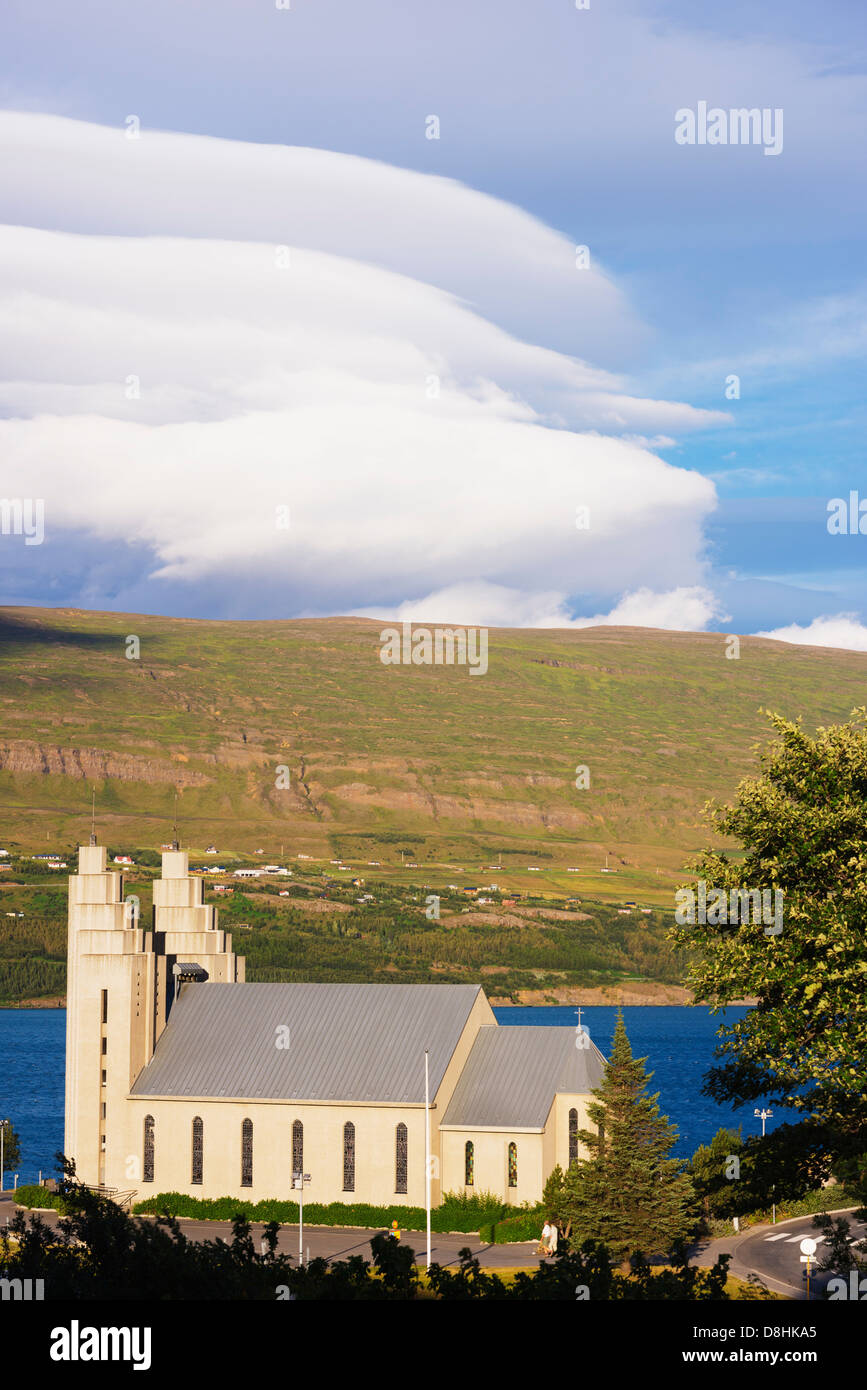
754,1107,773,1137
424,1049,431,1272
293,1171,311,1267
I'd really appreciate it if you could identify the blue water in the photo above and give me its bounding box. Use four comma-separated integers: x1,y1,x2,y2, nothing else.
0,1005,779,1183
1,1010,67,1186
493,1005,780,1159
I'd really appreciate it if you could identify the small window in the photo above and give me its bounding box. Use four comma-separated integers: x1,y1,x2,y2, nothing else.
507,1141,517,1188
101,1070,107,1087
343,1121,355,1192
465,1140,474,1187
192,1116,203,1185
101,1102,106,1120
101,1037,107,1055
143,1115,155,1183
241,1119,253,1187
568,1107,579,1164
395,1123,408,1195
101,989,108,1024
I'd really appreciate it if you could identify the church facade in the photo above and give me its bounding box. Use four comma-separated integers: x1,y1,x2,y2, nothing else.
65,844,607,1208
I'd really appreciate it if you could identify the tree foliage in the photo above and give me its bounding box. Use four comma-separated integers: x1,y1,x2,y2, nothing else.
668,707,867,1159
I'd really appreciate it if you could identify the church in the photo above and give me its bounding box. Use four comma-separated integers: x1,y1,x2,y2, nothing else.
65,843,607,1209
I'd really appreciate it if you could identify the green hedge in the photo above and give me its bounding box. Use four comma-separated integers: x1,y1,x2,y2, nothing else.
132,1189,505,1233
479,1206,545,1244
14,1185,67,1212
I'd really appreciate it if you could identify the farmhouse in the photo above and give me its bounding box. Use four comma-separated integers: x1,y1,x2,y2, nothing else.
65,845,606,1208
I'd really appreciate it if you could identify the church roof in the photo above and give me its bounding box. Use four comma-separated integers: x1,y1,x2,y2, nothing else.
441,1026,607,1129
130,982,483,1104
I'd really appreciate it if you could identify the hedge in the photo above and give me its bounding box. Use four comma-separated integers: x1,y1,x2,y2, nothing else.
131,1189,506,1233
14,1185,67,1212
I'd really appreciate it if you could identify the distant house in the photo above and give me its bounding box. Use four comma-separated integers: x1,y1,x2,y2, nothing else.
212,885,234,895
113,855,135,865
205,847,218,855
234,869,263,879
0,850,9,857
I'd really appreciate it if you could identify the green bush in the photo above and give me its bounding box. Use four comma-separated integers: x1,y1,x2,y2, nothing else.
131,1189,505,1232
14,1185,67,1212
480,1206,545,1244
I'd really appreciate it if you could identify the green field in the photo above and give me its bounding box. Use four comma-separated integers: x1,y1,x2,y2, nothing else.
2,605,864,1003
2,606,865,891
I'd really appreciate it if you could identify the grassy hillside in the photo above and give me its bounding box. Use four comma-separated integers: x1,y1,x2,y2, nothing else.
1,605,866,908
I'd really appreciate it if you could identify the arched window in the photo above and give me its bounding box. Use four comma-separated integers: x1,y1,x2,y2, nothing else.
568,1107,579,1164
292,1120,303,1180
343,1121,355,1192
191,1116,203,1185
143,1115,154,1183
395,1123,408,1194
241,1118,253,1187
464,1140,474,1187
507,1141,518,1188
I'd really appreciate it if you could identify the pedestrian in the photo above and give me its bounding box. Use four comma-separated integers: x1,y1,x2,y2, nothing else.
548,1220,559,1256
538,1218,552,1256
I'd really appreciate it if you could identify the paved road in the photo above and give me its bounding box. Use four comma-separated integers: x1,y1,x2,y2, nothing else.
6,1191,861,1287
694,1207,865,1299
0,1193,543,1269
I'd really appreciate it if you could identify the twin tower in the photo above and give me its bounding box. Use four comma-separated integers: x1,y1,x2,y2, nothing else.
64,844,243,1190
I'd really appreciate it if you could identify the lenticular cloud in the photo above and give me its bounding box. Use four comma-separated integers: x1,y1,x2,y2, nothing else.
0,112,726,625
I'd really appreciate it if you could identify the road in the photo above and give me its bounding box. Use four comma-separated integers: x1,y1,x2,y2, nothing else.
0,1192,542,1269
694,1207,865,1299
4,1191,863,1289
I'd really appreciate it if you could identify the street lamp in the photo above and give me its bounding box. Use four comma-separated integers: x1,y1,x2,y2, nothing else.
293,1170,311,1267
754,1107,773,1137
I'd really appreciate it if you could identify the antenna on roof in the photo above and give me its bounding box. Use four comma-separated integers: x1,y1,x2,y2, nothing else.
89,789,97,846
171,789,179,851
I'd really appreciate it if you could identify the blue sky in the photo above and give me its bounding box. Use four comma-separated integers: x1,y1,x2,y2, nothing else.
1,0,865,642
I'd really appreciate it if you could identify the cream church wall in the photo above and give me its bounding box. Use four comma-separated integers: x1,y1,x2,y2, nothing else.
440,1128,544,1207
120,1098,436,1208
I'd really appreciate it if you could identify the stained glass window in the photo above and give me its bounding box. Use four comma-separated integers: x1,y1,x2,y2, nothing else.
143,1115,154,1183
508,1141,517,1188
241,1118,253,1187
292,1120,303,1179
395,1123,408,1194
465,1140,474,1187
569,1107,579,1164
343,1121,355,1192
192,1116,203,1185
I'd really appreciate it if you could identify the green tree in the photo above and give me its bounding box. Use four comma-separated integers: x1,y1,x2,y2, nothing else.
1,1119,21,1177
668,708,867,1168
688,1127,747,1221
558,1014,696,1264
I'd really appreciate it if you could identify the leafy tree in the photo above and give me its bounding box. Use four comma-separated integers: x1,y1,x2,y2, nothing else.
0,1119,21,1176
669,707,867,1168
552,1014,696,1263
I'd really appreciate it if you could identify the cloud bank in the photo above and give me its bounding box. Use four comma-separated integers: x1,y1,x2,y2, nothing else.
0,113,729,628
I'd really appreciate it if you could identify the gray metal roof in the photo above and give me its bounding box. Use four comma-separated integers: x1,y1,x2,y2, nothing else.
131,982,482,1103
441,1026,607,1129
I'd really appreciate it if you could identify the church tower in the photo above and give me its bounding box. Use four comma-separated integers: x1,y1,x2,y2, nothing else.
65,843,242,1191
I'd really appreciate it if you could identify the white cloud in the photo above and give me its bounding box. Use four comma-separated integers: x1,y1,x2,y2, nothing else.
0,114,728,621
756,614,867,652
355,582,724,632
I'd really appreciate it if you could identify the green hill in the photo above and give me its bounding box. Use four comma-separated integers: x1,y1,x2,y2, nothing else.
1,605,865,905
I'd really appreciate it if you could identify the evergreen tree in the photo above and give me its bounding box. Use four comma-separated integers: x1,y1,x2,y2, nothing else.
0,1119,21,1177
559,1014,695,1263
688,1127,747,1221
